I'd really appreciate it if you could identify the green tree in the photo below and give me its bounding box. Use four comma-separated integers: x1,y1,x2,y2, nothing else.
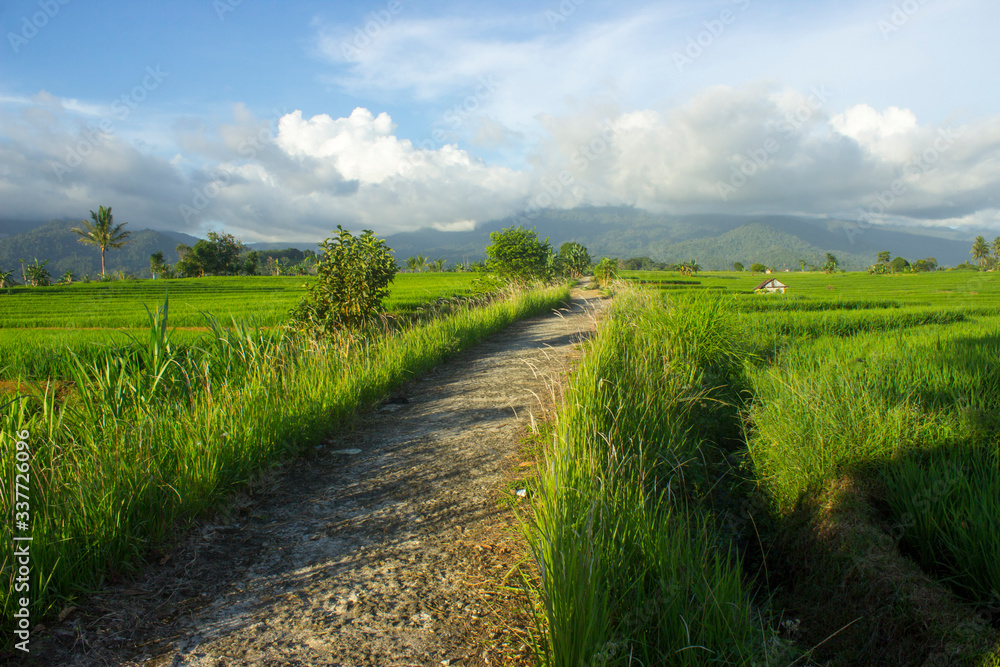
679,259,700,276
993,237,1000,263
175,232,246,277
150,251,166,279
593,257,617,286
971,235,990,269
404,255,428,272
0,267,17,287
877,250,891,264
889,256,910,272
289,226,397,336
799,258,806,271
60,270,75,284
484,226,552,284
23,258,51,287
70,205,132,276
429,258,447,272
750,262,767,274
732,261,744,272
242,250,260,276
557,242,591,278
824,253,839,274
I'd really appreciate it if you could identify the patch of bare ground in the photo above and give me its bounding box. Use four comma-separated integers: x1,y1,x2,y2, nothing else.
23,285,606,667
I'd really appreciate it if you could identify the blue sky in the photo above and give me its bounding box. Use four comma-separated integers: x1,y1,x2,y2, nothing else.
2,0,999,241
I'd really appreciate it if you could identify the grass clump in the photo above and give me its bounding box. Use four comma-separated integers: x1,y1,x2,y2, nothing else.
524,286,786,665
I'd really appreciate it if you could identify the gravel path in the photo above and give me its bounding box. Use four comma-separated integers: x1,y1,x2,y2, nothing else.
31,286,605,667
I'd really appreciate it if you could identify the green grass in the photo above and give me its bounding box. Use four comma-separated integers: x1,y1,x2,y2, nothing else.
525,287,790,665
0,273,477,328
0,283,570,627
720,274,1000,633
0,273,478,379
620,267,1000,307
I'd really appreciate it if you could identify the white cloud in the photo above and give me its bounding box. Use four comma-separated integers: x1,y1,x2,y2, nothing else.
3,86,1000,242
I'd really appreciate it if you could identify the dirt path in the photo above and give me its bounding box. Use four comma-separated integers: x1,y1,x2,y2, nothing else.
33,286,605,667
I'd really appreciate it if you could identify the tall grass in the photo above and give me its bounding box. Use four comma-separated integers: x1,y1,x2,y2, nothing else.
0,283,570,623
526,286,769,665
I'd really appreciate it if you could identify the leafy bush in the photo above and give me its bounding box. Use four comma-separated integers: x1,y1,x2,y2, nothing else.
289,226,397,336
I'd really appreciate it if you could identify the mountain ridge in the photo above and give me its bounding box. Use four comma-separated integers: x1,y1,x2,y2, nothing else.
0,208,977,276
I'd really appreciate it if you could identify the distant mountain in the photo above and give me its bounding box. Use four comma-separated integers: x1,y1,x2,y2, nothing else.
384,207,975,270
0,221,321,279
0,208,977,276
0,220,50,239
0,220,201,278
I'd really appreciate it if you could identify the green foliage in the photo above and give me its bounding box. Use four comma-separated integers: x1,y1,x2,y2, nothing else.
877,250,892,264
22,258,51,287
0,284,570,623
149,251,166,279
678,258,700,276
175,231,248,277
70,205,131,276
404,254,428,272
485,226,552,284
889,256,910,272
556,241,591,278
750,262,767,274
593,257,617,286
824,252,840,273
972,235,991,268
623,256,666,271
527,288,765,665
732,261,744,271
0,267,15,287
289,226,397,336
0,274,480,379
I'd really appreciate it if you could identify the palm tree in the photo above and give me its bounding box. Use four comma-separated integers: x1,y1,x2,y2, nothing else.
71,205,131,276
429,258,446,272
971,235,990,269
0,267,15,288
993,237,1000,263
404,254,428,273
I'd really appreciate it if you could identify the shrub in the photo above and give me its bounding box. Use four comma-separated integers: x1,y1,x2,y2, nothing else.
288,225,397,336
593,257,617,286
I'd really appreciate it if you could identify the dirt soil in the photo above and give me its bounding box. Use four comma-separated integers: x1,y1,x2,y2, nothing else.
26,285,606,667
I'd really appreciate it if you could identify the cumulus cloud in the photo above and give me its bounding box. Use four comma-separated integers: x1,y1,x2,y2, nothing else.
3,85,1000,241
525,85,1000,228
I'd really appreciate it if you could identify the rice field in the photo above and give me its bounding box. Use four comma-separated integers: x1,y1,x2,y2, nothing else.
0,273,478,379
525,270,1000,664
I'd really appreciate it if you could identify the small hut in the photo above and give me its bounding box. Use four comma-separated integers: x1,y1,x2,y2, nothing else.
753,278,787,294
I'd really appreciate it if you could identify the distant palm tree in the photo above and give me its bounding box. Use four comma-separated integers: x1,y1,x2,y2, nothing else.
71,205,131,276
0,267,15,288
971,235,990,268
404,254,428,272
429,258,446,272
993,237,1000,263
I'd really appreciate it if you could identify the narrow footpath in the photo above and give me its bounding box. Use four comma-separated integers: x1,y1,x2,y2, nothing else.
33,286,606,667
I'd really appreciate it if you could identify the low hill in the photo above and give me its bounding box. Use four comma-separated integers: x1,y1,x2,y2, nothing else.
385,207,975,270
1,208,977,275
0,220,202,279
0,222,314,279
